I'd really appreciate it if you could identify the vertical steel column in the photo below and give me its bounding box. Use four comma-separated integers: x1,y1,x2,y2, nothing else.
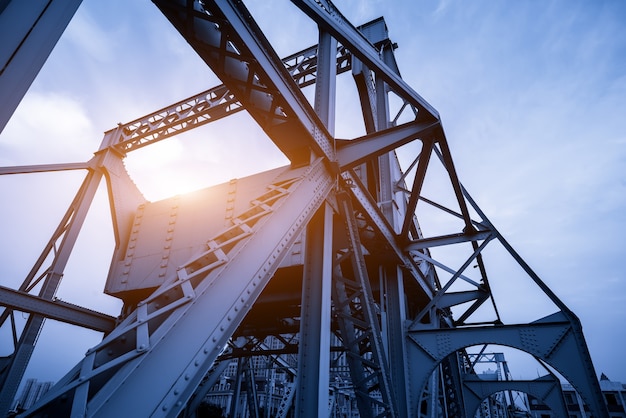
333,193,398,417
295,203,334,418
313,29,337,138
0,0,83,132
295,28,336,418
382,266,410,417
244,360,261,418
374,40,412,418
229,358,245,418
375,42,392,218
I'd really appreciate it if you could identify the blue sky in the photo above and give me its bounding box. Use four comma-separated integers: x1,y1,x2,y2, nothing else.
1,0,625,389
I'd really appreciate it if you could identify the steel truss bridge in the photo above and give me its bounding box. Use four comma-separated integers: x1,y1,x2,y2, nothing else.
0,0,609,417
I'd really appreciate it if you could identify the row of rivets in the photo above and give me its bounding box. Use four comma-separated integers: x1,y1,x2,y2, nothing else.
159,198,179,278
120,203,146,283
225,178,237,220
156,174,314,414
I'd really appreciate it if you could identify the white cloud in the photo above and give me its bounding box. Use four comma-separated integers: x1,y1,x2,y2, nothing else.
63,7,118,63
0,92,97,165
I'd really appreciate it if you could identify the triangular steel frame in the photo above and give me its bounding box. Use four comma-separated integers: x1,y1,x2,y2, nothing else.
0,0,608,417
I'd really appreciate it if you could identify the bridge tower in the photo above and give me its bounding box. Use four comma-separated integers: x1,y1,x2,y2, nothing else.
0,0,609,417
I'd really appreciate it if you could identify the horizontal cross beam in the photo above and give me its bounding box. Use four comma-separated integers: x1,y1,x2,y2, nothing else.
336,120,440,170
0,162,89,175
0,285,116,333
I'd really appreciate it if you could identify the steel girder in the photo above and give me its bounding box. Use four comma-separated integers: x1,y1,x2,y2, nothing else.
294,27,336,417
407,312,606,417
0,0,83,133
0,137,133,414
0,163,89,175
462,374,567,417
332,192,398,417
105,37,355,155
152,0,336,166
23,160,334,417
439,354,465,417
0,286,115,334
0,0,609,417
91,15,387,157
291,0,439,122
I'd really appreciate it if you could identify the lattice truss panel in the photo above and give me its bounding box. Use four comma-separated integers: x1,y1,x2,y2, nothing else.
0,0,609,417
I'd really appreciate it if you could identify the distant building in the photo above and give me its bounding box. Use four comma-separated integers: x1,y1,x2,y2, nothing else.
463,354,625,418
558,374,626,418
11,379,53,412
526,373,626,418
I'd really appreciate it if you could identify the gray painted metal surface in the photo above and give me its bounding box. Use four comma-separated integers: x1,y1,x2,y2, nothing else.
0,0,83,133
294,29,336,417
462,374,567,417
0,0,609,417
0,286,115,333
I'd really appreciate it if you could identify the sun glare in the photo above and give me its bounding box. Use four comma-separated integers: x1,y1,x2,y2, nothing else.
122,123,290,202
123,139,208,201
